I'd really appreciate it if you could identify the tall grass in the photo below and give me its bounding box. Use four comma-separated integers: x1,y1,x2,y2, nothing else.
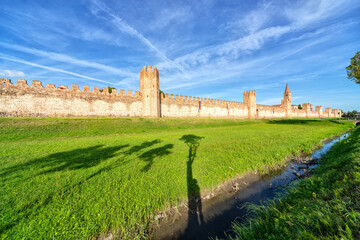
0,118,354,239
230,126,360,240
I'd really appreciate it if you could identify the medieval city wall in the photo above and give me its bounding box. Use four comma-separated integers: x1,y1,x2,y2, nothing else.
0,66,342,119
160,93,248,118
256,105,286,118
0,78,142,117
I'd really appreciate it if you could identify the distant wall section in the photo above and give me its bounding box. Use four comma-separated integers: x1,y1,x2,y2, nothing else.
0,78,142,117
0,66,342,119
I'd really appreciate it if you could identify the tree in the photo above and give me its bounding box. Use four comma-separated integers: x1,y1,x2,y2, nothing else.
298,104,303,109
344,110,358,118
107,86,116,94
346,51,360,84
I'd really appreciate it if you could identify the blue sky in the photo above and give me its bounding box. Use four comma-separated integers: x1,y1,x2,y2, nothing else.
0,0,359,111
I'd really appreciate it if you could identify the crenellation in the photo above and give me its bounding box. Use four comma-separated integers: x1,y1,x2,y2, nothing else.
72,84,80,92
111,89,118,96
45,84,56,91
31,80,43,90
16,79,29,88
83,86,90,93
93,87,100,94
0,66,341,119
102,88,109,95
0,78,12,88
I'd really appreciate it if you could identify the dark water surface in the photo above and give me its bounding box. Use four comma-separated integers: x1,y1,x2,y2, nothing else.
151,133,349,240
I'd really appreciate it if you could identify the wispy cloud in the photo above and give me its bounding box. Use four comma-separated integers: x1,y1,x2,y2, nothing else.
284,0,352,27
0,54,113,85
152,7,192,29
91,0,185,73
224,1,276,35
0,42,135,78
0,69,26,78
156,0,358,92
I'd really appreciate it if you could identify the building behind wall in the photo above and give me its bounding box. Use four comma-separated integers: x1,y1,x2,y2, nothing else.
0,66,342,118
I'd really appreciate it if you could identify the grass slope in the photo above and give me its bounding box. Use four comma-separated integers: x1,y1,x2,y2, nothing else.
231,126,360,240
0,118,354,239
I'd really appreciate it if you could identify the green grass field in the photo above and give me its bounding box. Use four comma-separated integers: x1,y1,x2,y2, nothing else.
0,117,354,239
231,125,360,240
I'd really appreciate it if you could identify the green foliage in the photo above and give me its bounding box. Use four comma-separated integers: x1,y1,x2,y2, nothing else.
344,110,359,118
298,104,303,109
230,127,360,240
346,51,360,84
159,89,165,98
108,86,116,94
0,118,354,239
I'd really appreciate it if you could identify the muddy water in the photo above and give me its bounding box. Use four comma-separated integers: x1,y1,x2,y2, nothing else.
151,133,349,240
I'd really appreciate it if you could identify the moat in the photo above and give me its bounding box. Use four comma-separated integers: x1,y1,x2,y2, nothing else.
151,133,350,240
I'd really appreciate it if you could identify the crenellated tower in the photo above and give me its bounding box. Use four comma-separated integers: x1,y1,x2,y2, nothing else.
282,83,292,117
315,106,323,118
243,90,256,118
140,66,160,117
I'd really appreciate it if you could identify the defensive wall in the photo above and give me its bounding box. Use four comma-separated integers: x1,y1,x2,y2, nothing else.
0,66,342,118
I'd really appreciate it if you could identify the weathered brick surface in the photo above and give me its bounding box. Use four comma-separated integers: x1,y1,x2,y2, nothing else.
0,68,341,118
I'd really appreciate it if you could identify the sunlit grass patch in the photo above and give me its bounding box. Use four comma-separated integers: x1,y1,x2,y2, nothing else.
0,118,354,239
230,126,360,240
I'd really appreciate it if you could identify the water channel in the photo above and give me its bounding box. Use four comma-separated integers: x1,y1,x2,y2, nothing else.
151,133,350,240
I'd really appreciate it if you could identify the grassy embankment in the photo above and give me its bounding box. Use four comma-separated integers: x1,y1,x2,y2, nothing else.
231,126,360,240
0,117,354,239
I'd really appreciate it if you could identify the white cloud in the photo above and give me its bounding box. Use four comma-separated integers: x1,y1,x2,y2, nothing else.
226,1,276,34
0,54,113,85
284,0,351,27
155,0,358,92
0,69,26,78
0,42,135,78
153,7,192,29
91,0,185,73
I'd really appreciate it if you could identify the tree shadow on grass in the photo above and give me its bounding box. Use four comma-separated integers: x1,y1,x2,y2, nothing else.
0,138,175,234
139,144,174,172
179,134,205,237
266,119,322,125
0,145,129,181
329,120,345,125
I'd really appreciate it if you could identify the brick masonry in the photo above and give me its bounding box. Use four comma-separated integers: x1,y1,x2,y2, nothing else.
0,66,342,118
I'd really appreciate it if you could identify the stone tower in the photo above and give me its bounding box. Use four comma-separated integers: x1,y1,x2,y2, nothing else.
303,103,311,118
140,66,160,117
315,106,323,118
282,83,291,117
243,90,256,118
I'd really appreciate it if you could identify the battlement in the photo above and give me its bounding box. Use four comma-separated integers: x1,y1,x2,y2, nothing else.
0,66,341,119
140,66,159,80
0,78,141,99
160,92,243,108
315,105,323,111
243,90,256,97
